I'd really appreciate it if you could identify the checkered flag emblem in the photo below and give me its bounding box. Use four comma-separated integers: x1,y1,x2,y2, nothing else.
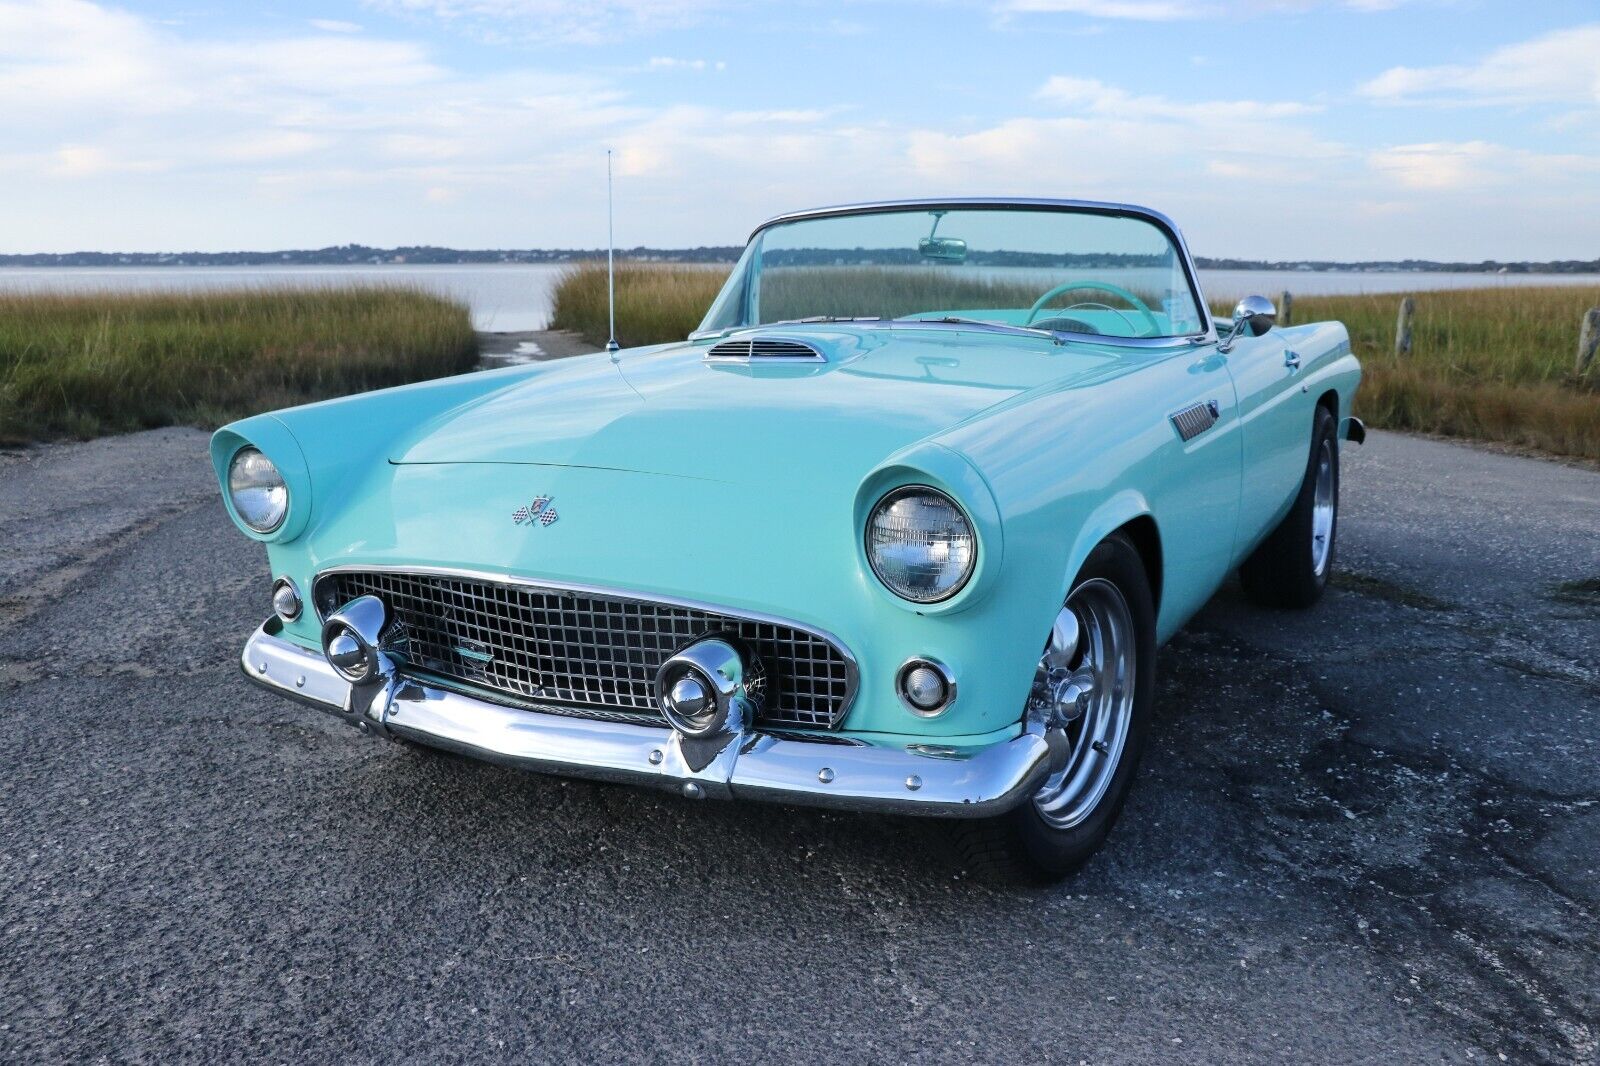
513,495,557,526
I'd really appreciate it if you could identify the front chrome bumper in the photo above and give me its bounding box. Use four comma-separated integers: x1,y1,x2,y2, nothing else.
241,619,1059,818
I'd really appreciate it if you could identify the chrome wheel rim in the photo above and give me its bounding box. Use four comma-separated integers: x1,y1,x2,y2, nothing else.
1311,439,1335,577
1031,578,1136,830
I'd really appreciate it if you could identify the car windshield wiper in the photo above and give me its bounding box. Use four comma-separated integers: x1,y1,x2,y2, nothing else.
896,316,1064,342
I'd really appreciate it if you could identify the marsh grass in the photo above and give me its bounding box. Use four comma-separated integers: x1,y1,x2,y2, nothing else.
549,262,729,349
0,286,477,443
549,262,1156,341
552,262,1600,461
1254,288,1600,462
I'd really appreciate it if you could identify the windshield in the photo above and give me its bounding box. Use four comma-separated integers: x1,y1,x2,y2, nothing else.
698,205,1206,341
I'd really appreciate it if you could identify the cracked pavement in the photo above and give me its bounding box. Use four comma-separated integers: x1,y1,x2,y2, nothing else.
1,427,1596,1062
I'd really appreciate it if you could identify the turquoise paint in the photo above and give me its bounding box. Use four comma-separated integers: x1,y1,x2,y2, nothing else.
213,222,1359,748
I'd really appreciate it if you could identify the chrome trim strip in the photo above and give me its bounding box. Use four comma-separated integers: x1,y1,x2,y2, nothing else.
742,197,1217,347
310,563,860,722
241,621,1052,818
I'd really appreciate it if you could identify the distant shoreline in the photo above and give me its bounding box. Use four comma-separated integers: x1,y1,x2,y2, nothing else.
2,245,1598,276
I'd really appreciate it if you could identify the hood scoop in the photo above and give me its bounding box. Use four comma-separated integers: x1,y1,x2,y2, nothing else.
705,336,824,362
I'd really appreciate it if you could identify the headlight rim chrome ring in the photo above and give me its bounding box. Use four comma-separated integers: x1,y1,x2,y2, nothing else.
227,445,289,535
864,484,978,605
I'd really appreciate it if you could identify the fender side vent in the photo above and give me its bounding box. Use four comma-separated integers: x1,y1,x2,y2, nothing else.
706,337,824,362
1170,400,1220,442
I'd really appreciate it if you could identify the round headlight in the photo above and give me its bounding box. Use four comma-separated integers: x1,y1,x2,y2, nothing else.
228,447,288,533
866,486,977,603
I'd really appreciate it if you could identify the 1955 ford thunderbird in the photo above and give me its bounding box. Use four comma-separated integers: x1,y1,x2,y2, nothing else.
215,199,1362,880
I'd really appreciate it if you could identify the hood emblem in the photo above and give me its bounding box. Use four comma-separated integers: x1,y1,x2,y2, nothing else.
512,495,559,527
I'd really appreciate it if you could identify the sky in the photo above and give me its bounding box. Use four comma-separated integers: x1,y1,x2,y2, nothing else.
1,0,1597,260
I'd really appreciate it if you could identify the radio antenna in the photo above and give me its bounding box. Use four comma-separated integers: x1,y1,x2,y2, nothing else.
605,148,619,356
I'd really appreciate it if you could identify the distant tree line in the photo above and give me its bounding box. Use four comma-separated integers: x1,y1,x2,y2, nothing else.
0,244,743,268
0,243,1595,274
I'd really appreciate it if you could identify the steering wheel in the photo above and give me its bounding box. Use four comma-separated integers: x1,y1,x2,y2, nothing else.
1025,281,1160,336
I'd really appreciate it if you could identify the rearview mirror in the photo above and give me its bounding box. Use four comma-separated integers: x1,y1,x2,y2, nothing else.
1220,294,1276,352
919,236,968,263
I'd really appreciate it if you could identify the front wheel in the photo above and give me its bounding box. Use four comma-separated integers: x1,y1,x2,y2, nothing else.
1239,404,1340,609
950,533,1156,883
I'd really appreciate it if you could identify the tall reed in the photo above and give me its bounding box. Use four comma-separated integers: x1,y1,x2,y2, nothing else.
0,286,478,443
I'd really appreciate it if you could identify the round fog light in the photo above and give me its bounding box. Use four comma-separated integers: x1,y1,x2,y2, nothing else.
271,578,302,621
655,638,755,738
325,627,371,682
667,675,712,718
319,595,389,684
897,658,955,717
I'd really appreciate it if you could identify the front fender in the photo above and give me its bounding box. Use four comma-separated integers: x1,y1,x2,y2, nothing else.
210,363,552,543
1057,490,1155,606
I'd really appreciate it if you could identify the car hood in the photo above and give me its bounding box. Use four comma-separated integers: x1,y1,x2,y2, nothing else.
389,326,1128,484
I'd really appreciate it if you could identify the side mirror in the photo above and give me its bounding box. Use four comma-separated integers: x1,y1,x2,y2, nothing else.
1220,294,1276,352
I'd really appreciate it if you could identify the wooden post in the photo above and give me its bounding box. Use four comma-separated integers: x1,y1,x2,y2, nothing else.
1279,291,1293,327
1395,297,1415,357
1578,307,1600,380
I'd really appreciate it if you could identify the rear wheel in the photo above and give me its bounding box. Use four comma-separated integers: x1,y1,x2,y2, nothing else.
1240,404,1340,609
951,533,1156,883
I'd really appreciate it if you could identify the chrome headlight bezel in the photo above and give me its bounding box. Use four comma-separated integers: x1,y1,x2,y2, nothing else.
864,485,978,604
227,446,289,534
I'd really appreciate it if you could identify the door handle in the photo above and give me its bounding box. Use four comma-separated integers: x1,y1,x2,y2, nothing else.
1284,350,1301,371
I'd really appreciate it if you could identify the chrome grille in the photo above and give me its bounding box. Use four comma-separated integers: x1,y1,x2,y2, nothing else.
314,570,855,730
706,337,823,361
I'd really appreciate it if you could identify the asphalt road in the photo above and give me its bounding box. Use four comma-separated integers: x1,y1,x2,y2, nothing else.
2,426,1597,1063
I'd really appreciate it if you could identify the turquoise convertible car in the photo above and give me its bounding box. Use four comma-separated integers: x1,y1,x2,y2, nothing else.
215,199,1362,880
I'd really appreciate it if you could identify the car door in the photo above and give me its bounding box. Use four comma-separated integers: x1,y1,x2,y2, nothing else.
1227,328,1315,564
1139,344,1243,633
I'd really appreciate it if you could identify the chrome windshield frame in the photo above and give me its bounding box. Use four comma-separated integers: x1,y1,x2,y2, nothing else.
702,197,1217,347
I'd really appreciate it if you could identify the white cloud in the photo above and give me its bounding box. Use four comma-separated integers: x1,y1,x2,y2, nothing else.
906,76,1343,203
1037,75,1317,120
725,108,836,124
0,0,1595,261
310,18,363,33
997,0,1434,18
1002,0,1209,18
54,144,110,176
1367,140,1600,190
360,0,733,44
647,56,725,71
1360,24,1600,105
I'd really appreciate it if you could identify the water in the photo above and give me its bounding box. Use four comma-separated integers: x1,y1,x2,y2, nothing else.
0,263,1594,332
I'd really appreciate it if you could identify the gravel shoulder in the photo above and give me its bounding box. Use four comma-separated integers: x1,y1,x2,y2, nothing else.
476,329,599,368
1,426,1596,1063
